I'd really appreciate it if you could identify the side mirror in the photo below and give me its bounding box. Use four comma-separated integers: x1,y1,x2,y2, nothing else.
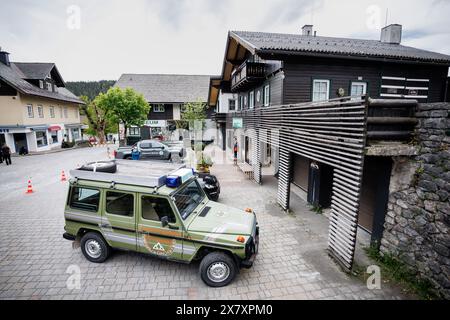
161,216,169,228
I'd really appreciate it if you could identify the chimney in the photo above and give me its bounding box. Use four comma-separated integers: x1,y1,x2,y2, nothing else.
0,48,10,66
380,24,402,44
302,24,313,36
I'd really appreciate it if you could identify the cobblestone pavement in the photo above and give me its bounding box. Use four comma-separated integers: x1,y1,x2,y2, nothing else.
0,146,410,300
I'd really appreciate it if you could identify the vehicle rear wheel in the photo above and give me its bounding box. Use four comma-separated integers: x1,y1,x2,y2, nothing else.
124,155,132,160
80,232,111,263
199,252,237,287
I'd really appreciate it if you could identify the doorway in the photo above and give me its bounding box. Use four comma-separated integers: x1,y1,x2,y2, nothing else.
13,133,27,154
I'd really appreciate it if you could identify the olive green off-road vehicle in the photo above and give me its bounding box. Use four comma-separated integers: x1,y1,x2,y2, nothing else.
63,161,259,287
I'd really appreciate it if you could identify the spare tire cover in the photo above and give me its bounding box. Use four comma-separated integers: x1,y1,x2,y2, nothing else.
79,161,117,173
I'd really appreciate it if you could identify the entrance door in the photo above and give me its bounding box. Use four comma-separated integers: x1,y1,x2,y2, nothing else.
13,133,27,153
137,194,184,261
101,190,137,251
244,136,250,164
359,157,392,241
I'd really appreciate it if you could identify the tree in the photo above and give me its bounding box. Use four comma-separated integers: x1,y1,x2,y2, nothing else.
79,95,113,144
178,100,207,129
95,87,150,144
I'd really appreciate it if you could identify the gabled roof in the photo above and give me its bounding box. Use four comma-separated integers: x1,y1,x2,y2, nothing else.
0,62,84,105
230,31,450,64
12,62,65,86
115,74,211,103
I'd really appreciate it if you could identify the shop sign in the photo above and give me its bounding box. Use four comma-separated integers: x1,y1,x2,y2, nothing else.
232,118,243,129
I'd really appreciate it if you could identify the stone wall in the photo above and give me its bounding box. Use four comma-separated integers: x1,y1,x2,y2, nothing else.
380,102,450,299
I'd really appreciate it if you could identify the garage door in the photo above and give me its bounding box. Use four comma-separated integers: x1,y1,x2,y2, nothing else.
292,155,309,191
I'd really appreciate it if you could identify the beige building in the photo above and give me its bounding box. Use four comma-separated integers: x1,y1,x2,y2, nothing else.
0,50,85,153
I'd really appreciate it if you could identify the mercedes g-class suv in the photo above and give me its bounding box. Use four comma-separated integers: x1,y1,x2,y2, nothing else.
63,161,258,287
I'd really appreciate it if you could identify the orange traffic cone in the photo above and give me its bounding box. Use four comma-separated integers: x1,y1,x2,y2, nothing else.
26,179,33,194
61,170,67,181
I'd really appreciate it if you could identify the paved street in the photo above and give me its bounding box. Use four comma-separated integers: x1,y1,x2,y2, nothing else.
0,146,409,300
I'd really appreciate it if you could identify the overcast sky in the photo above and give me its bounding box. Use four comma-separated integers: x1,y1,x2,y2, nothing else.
1,0,449,81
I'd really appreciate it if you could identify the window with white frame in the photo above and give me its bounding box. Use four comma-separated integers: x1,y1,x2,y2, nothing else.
47,82,52,92
228,99,236,111
350,82,367,98
312,79,330,102
49,106,55,118
26,104,34,118
39,80,44,89
263,85,270,106
129,127,140,136
64,107,68,118
249,91,255,109
238,96,244,110
36,131,48,147
37,105,44,118
243,95,247,108
153,104,165,112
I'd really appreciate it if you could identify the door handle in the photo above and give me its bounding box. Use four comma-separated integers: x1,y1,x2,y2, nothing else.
100,223,111,228
168,224,179,230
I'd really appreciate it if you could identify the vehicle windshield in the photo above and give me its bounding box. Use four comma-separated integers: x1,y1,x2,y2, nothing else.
173,179,206,220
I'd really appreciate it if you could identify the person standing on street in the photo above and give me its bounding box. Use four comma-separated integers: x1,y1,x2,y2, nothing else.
233,137,238,165
0,146,3,164
2,143,11,165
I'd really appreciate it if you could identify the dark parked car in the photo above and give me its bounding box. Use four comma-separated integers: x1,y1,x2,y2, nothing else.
197,173,220,201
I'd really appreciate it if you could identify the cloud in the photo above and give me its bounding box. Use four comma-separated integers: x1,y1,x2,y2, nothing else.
1,0,448,81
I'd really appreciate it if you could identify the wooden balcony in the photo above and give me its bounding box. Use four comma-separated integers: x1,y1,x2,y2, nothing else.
231,61,267,92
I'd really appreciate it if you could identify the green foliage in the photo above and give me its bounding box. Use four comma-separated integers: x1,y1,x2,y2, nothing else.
66,80,115,101
79,95,113,143
309,204,322,214
364,246,438,300
180,100,207,129
96,87,150,136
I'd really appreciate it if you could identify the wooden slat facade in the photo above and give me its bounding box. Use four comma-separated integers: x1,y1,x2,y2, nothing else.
226,96,369,269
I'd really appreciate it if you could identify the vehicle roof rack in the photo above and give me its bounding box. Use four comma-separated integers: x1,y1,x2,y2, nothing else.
69,160,186,188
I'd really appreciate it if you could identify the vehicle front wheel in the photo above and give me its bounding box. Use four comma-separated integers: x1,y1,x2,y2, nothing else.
199,252,237,287
80,232,111,263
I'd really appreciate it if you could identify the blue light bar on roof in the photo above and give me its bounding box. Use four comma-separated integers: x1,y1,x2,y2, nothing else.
165,168,194,188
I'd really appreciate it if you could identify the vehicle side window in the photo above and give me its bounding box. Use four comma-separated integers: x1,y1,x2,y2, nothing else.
140,142,152,148
69,187,100,212
106,191,134,217
141,196,176,223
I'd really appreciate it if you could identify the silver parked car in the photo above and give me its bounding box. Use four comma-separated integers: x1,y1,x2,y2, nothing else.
115,139,182,161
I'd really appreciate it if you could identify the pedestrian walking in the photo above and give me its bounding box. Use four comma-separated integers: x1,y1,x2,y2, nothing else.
113,137,116,145
2,143,11,165
233,137,238,165
0,146,3,164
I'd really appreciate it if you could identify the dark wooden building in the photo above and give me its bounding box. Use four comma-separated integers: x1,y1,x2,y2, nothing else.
209,24,450,238
115,74,213,144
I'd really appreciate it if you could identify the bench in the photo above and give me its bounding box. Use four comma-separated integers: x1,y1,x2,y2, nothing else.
237,162,254,180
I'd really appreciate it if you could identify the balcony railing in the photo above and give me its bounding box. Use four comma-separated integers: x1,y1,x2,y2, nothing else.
231,61,267,92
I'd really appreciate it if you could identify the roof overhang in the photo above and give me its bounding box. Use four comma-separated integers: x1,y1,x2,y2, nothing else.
209,32,257,107
257,49,450,66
